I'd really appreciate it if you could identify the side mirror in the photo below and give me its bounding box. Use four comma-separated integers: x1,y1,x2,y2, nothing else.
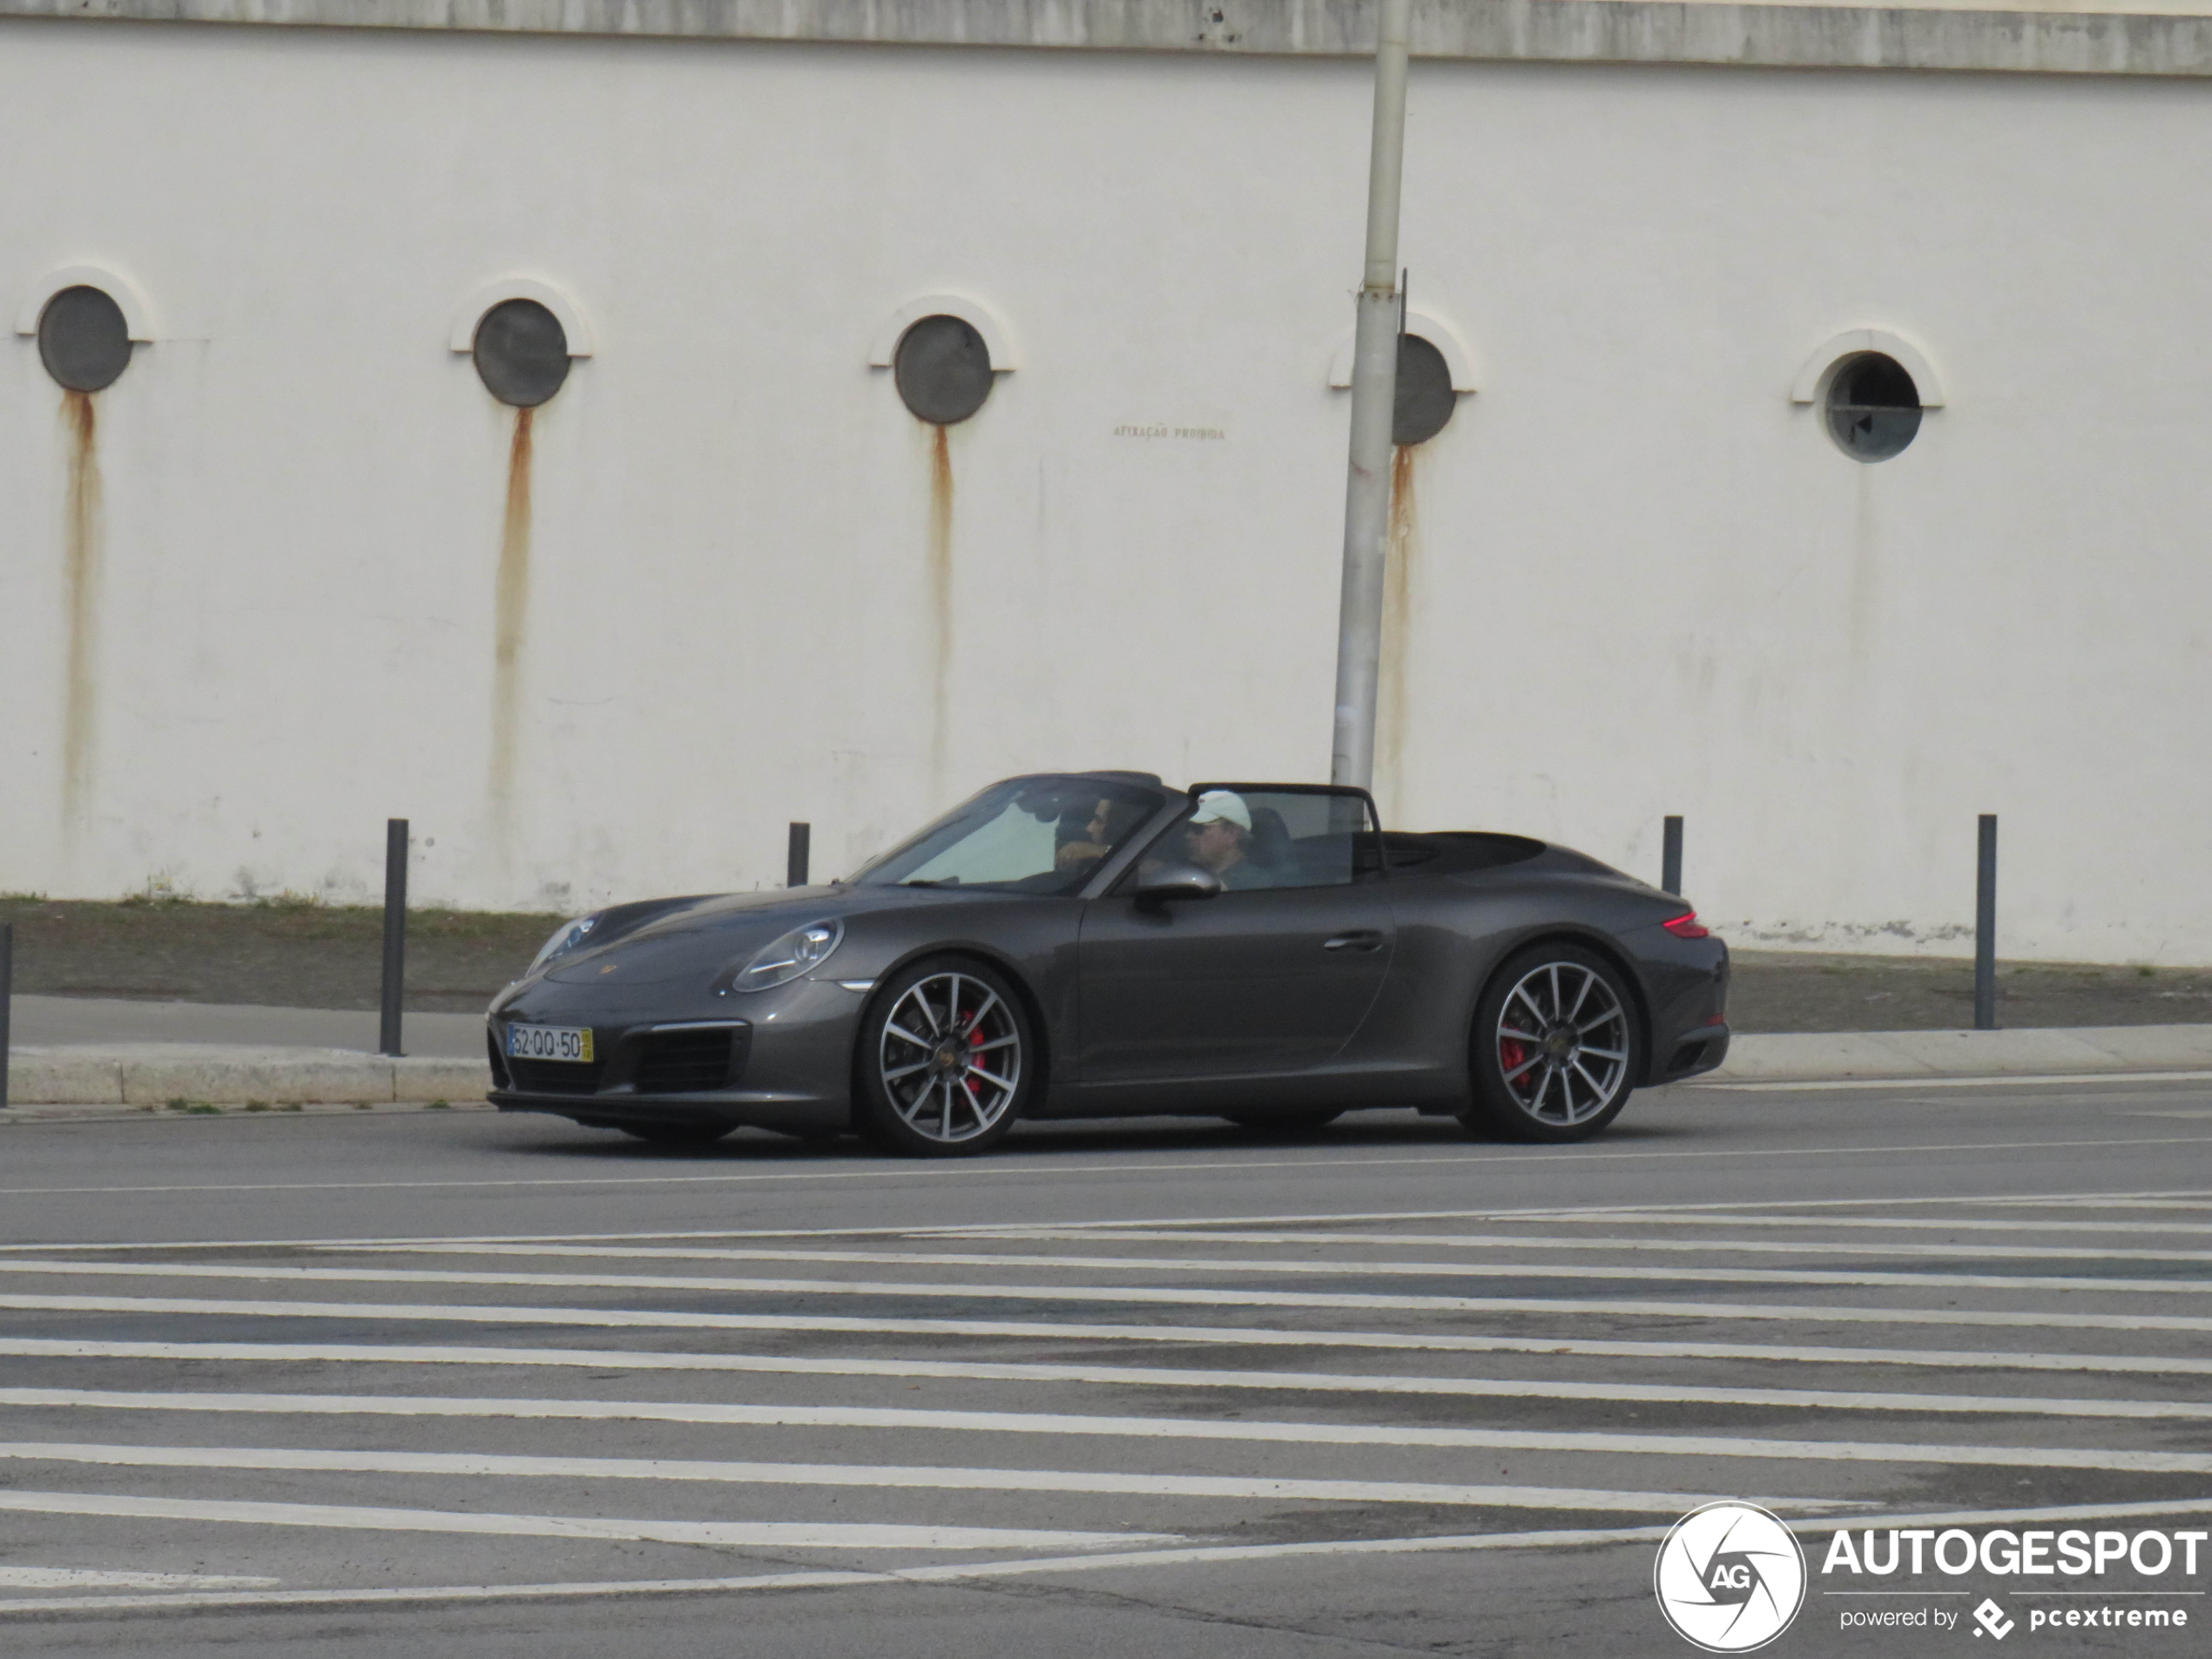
1134,860,1223,907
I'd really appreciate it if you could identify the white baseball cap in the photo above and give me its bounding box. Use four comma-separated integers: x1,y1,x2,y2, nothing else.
1189,790,1252,831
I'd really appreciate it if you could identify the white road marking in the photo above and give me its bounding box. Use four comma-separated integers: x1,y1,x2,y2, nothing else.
914,1228,2212,1264
14,1496,2212,1618
938,1189,2212,1231
10,1188,2211,1253
361,1241,2212,1297
0,1567,280,1589
0,1441,1847,1514
8,1387,2206,1474
3,1134,2207,1198
1704,1071,2212,1092
0,1490,1166,1550
0,1524,1680,1616
2,1339,2201,1420
10,1294,2203,1373
1366,1213,2212,1238
3,1258,2201,1332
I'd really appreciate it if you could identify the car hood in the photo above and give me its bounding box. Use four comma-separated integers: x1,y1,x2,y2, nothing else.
536,883,992,988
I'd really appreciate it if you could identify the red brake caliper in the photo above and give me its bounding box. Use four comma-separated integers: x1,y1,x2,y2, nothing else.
962,1001,985,1104
1499,1039,1528,1099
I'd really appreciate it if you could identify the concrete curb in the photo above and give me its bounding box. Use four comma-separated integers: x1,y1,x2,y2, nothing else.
2,1099,497,1124
3,1045,489,1109
1706,1023,2212,1084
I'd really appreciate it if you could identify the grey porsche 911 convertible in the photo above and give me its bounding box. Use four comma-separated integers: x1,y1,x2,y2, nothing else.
487,772,1730,1155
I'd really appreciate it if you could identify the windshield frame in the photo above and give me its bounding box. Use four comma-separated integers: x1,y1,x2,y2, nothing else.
846,773,1176,896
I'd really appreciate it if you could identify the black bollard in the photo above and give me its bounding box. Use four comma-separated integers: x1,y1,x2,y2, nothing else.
1661,816,1683,897
1974,814,1998,1031
378,819,408,1057
787,822,811,889
0,921,12,1110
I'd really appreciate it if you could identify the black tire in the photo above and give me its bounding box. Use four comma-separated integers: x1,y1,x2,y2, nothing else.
1461,942,1642,1143
1221,1109,1345,1131
617,1120,736,1147
855,954,1035,1157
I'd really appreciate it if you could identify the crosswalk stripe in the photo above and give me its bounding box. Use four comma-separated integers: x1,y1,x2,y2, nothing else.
13,1495,2212,1619
9,1189,2209,1254
3,1136,2207,1201
0,1441,1844,1513
5,1258,2202,1332
7,1388,2206,1474
10,1294,2202,1373
0,1490,1169,1549
363,1241,2212,1296
0,1525,1681,1617
3,1339,2202,1420
944,1229,2212,1264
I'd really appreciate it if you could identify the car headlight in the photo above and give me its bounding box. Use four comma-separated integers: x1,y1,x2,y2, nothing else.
528,914,600,974
723,920,843,994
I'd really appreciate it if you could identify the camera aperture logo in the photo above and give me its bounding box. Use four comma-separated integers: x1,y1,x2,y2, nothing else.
1656,1501,1808,1652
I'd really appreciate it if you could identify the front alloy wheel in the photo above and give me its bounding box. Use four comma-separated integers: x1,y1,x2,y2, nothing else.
858,956,1032,1156
1464,944,1641,1143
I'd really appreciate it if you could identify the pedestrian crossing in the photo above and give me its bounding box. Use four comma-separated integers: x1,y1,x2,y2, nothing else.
1,1186,2209,1616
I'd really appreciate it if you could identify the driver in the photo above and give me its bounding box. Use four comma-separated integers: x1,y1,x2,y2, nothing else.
1054,795,1145,875
1183,790,1272,890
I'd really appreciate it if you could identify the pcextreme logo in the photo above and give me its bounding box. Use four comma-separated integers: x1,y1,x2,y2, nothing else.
1656,1501,1810,1652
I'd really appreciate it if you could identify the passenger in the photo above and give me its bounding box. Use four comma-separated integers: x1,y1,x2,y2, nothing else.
1183,791,1272,890
1055,795,1145,875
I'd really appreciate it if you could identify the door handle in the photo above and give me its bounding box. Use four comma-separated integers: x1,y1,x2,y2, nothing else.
1323,930,1384,952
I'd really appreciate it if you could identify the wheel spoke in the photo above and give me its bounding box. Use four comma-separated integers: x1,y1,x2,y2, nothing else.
971,1034,1019,1053
938,1076,954,1138
883,1060,933,1081
1501,1051,1544,1085
1565,969,1594,1024
1571,1059,1611,1113
885,1022,934,1051
966,1063,1015,1093
1577,1008,1622,1036
1510,985,1548,1025
1579,1044,1627,1061
959,990,1001,1036
1499,1026,1545,1044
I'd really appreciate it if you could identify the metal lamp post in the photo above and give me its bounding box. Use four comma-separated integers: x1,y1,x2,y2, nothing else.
1330,0,1413,792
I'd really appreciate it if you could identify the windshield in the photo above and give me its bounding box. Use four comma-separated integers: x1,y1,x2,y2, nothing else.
849,776,1168,895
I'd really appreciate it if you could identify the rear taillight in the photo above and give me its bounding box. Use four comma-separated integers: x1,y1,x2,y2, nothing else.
1662,912,1710,940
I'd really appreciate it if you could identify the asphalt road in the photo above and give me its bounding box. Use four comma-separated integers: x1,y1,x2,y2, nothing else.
0,1080,2208,1657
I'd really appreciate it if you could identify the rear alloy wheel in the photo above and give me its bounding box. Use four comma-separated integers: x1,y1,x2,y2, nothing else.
1463,943,1642,1143
857,956,1033,1157
617,1121,735,1147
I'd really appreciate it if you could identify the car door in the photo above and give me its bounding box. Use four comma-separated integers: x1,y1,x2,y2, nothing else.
1075,785,1394,1085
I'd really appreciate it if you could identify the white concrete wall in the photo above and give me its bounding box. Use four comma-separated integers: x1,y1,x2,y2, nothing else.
3,19,2209,960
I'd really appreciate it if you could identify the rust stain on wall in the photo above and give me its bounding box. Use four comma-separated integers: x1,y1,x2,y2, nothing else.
61,389,102,835
1378,443,1420,825
489,407,534,841
927,423,954,788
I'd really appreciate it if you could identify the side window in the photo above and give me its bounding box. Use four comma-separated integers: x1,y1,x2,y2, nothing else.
1144,787,1381,893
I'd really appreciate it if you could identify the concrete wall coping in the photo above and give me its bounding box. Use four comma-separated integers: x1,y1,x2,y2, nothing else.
5,0,2212,79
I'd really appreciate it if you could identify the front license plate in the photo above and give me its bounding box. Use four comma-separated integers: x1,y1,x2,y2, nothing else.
507,1023,594,1063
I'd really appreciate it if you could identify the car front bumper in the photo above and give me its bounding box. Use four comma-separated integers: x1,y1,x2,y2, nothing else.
484,974,867,1134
